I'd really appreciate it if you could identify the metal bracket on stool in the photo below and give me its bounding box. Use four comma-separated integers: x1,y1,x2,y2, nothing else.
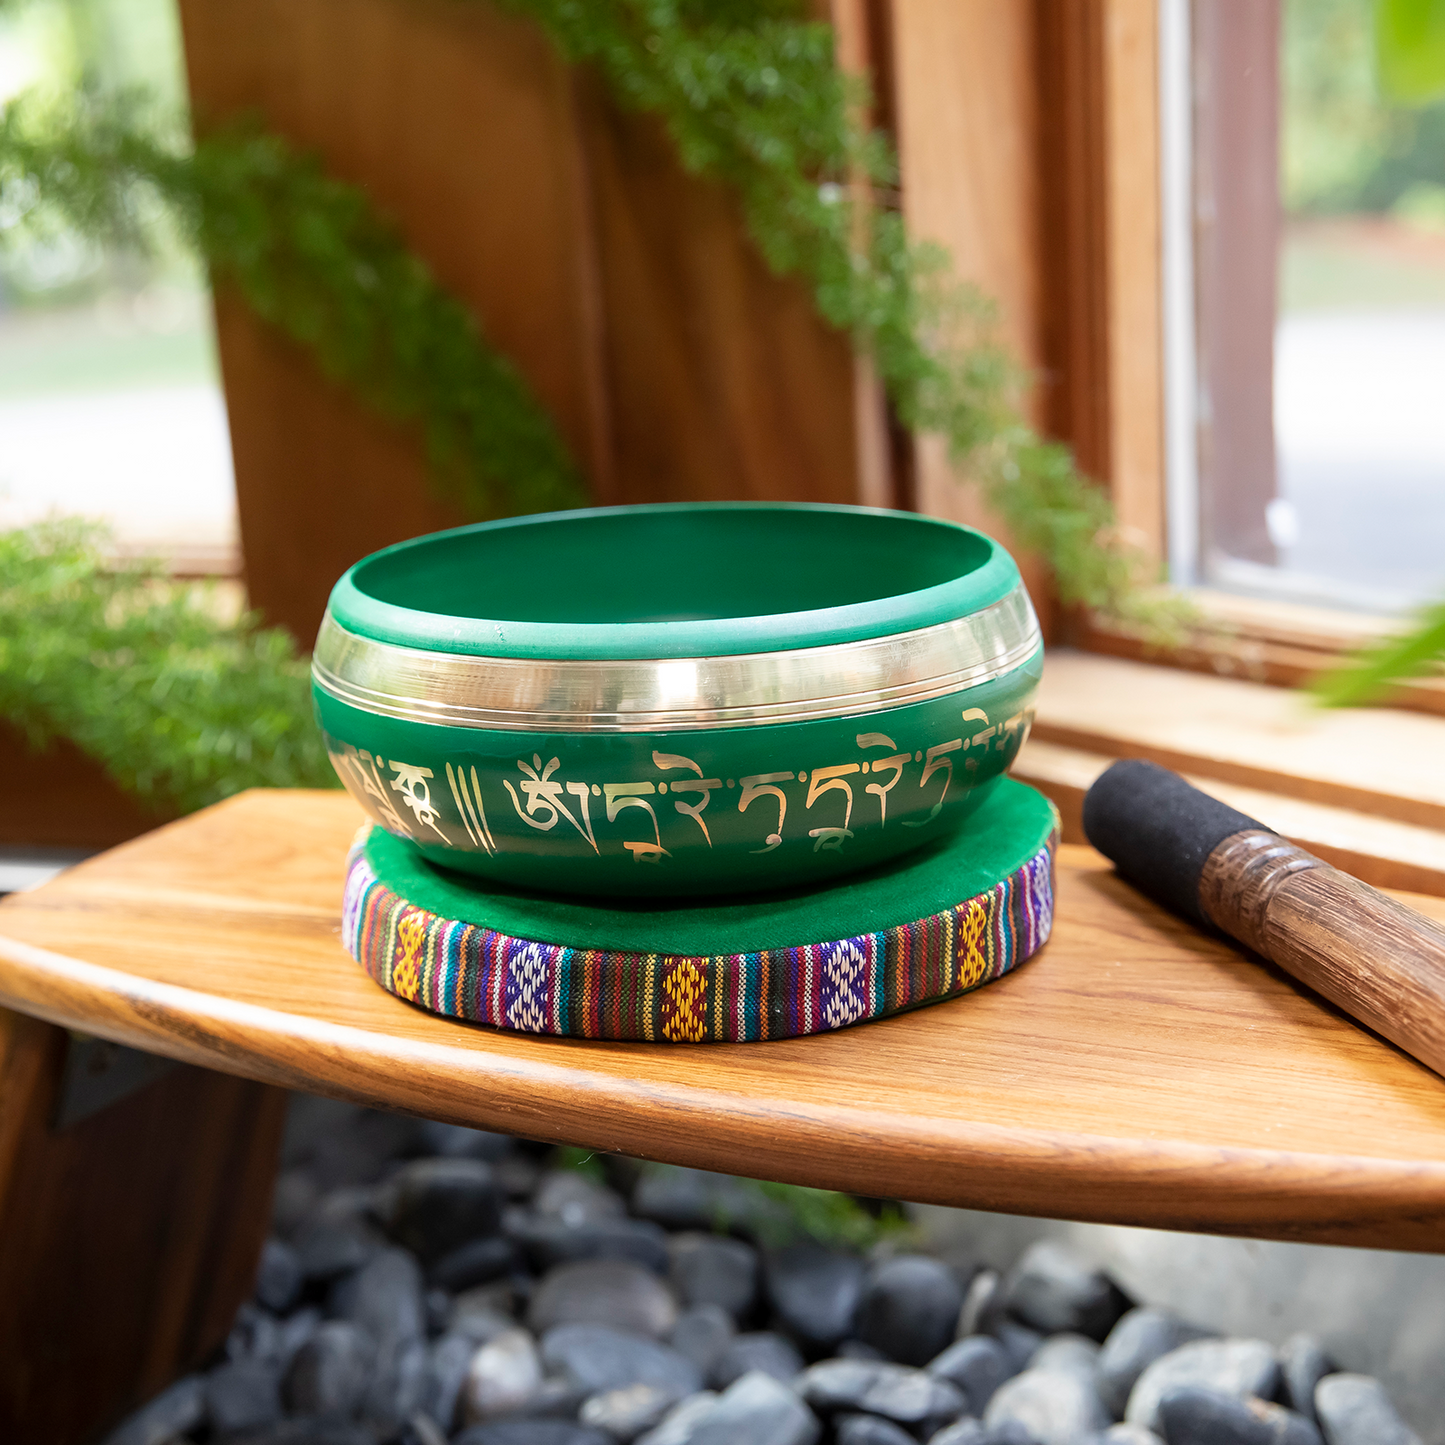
53,1032,180,1129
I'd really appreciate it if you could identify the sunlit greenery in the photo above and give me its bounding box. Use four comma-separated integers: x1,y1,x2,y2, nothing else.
0,0,1186,812
1305,0,1445,702
0,0,191,301
1376,0,1445,105
748,1179,913,1251
0,520,336,811
1314,599,1445,705
0,91,586,530
1285,0,1445,215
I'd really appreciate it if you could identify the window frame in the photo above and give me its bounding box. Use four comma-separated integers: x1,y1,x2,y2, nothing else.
868,0,1419,674
858,0,1445,895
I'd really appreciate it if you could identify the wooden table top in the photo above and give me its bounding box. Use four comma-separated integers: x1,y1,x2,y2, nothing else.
4,789,1445,1252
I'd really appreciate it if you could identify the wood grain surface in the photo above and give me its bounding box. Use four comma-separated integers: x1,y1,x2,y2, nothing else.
1200,830,1445,1087
1016,738,1445,897
1097,0,1165,558
1074,586,1445,726
1034,650,1445,830
4,791,1445,1251
892,0,1053,614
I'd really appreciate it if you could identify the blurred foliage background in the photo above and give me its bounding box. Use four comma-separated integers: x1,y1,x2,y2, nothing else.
0,0,1165,826
3,0,1445,818
0,0,193,304
5,0,1443,358
7,0,1440,306
1281,0,1445,703
1286,0,1445,220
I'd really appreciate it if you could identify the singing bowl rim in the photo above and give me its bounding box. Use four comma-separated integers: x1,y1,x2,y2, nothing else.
324,502,1023,662
316,503,1039,733
312,601,1041,734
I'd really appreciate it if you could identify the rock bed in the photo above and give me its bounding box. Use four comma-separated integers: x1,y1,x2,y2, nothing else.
104,1099,1423,1445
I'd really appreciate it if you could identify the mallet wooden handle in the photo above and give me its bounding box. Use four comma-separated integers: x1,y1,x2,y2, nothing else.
1200,829,1445,1077
1084,760,1445,1079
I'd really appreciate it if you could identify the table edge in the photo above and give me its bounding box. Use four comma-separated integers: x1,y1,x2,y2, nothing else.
3,927,1445,1253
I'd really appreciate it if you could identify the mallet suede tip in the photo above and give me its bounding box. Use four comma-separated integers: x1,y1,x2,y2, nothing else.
1082,758,1262,927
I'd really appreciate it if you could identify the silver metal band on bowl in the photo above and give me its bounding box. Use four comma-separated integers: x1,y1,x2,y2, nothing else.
312,587,1042,733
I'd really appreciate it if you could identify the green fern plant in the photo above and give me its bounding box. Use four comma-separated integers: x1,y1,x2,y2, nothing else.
0,520,336,812
0,0,1182,813
505,0,1159,618
1312,602,1445,706
748,1179,914,1251
0,91,585,521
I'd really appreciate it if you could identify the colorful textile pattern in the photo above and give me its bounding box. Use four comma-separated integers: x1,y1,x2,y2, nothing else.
342,828,1057,1043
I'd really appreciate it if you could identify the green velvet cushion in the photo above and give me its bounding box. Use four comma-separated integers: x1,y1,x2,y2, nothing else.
364,776,1057,955
344,778,1059,1042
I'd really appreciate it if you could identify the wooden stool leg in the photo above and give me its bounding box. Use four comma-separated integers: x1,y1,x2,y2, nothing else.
0,1008,288,1444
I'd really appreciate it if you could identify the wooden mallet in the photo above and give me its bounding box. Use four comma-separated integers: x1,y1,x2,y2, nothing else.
1083,758,1445,1080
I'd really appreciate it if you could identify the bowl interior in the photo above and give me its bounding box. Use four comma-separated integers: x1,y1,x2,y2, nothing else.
353,506,992,626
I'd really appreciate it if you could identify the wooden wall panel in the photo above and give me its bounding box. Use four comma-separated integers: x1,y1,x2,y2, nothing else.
0,723,171,849
892,2,1045,381
180,0,611,478
1036,0,1110,483
179,0,1168,642
830,0,911,511
209,296,469,644
888,0,1054,618
890,0,1165,611
180,0,863,643
573,85,861,509
179,0,609,642
1036,0,1164,560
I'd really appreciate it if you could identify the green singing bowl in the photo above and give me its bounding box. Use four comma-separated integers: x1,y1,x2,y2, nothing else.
312,503,1043,899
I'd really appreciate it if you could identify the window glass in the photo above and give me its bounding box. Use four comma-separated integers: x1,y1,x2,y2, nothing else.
1192,0,1445,614
0,0,236,573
